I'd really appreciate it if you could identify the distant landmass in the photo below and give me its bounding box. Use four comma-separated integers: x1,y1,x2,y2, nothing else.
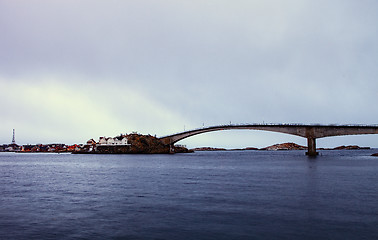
324,145,370,150
191,142,370,152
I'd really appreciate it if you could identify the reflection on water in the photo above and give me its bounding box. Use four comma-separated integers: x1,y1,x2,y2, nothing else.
0,150,377,239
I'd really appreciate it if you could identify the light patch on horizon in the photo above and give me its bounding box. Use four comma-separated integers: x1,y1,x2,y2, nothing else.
0,75,187,144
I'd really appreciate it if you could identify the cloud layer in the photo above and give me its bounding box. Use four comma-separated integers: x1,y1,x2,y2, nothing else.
1,0,377,147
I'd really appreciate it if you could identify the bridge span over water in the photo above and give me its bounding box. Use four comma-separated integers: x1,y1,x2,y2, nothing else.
159,124,378,156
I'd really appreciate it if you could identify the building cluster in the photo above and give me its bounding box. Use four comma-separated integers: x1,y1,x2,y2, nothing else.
97,135,130,146
0,133,131,153
0,144,21,152
0,143,83,153
84,135,130,152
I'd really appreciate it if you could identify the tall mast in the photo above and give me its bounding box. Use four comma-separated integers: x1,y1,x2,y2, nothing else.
12,129,16,144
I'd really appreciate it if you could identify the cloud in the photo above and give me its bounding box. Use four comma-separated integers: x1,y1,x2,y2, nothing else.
0,0,377,147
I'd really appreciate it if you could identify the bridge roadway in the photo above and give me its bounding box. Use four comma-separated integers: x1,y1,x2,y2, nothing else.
159,124,378,156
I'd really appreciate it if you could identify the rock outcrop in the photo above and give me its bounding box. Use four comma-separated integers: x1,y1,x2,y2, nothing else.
332,145,370,150
191,147,227,151
261,142,307,151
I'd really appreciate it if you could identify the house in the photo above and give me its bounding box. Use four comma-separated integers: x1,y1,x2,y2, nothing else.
114,136,130,145
86,139,96,146
98,137,107,145
107,138,115,145
98,135,130,146
6,143,21,152
67,145,78,152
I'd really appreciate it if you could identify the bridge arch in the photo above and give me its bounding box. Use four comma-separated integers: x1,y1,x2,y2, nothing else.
159,124,378,156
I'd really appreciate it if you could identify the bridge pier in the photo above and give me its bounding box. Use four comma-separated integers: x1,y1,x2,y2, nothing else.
306,138,318,156
169,143,175,154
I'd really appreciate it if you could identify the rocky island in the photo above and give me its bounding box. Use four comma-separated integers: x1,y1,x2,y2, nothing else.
260,142,307,151
74,133,192,154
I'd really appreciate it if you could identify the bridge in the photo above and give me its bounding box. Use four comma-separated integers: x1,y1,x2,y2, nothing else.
159,124,378,156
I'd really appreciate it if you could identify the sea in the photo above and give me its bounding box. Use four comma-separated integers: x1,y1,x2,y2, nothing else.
0,150,377,240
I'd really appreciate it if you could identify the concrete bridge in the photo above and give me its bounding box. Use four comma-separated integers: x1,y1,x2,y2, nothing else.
159,124,378,156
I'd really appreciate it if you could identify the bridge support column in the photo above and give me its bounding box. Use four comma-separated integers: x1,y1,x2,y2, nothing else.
169,144,174,154
306,138,318,156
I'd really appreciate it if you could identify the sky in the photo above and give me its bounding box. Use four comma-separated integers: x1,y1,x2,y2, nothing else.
1,0,377,148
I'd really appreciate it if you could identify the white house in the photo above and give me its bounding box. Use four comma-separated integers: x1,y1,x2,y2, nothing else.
98,136,130,146
114,136,130,145
121,137,129,145
106,138,115,145
98,137,107,145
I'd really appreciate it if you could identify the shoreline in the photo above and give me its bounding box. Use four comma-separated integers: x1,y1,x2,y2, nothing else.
1,142,374,154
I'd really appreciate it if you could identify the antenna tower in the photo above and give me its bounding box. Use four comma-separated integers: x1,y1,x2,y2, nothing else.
12,129,16,144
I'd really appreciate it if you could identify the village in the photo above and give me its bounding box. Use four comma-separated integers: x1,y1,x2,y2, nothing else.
0,134,132,153
0,143,81,153
0,132,190,154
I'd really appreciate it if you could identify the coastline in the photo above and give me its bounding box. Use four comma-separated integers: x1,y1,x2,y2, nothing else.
191,143,371,152
1,141,373,154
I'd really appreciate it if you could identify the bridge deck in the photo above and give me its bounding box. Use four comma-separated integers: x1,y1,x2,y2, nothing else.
159,124,378,156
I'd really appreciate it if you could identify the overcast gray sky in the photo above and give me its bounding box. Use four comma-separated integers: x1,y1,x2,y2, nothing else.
1,0,377,148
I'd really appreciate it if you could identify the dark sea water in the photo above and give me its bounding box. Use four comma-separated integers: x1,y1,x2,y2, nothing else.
0,150,377,240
